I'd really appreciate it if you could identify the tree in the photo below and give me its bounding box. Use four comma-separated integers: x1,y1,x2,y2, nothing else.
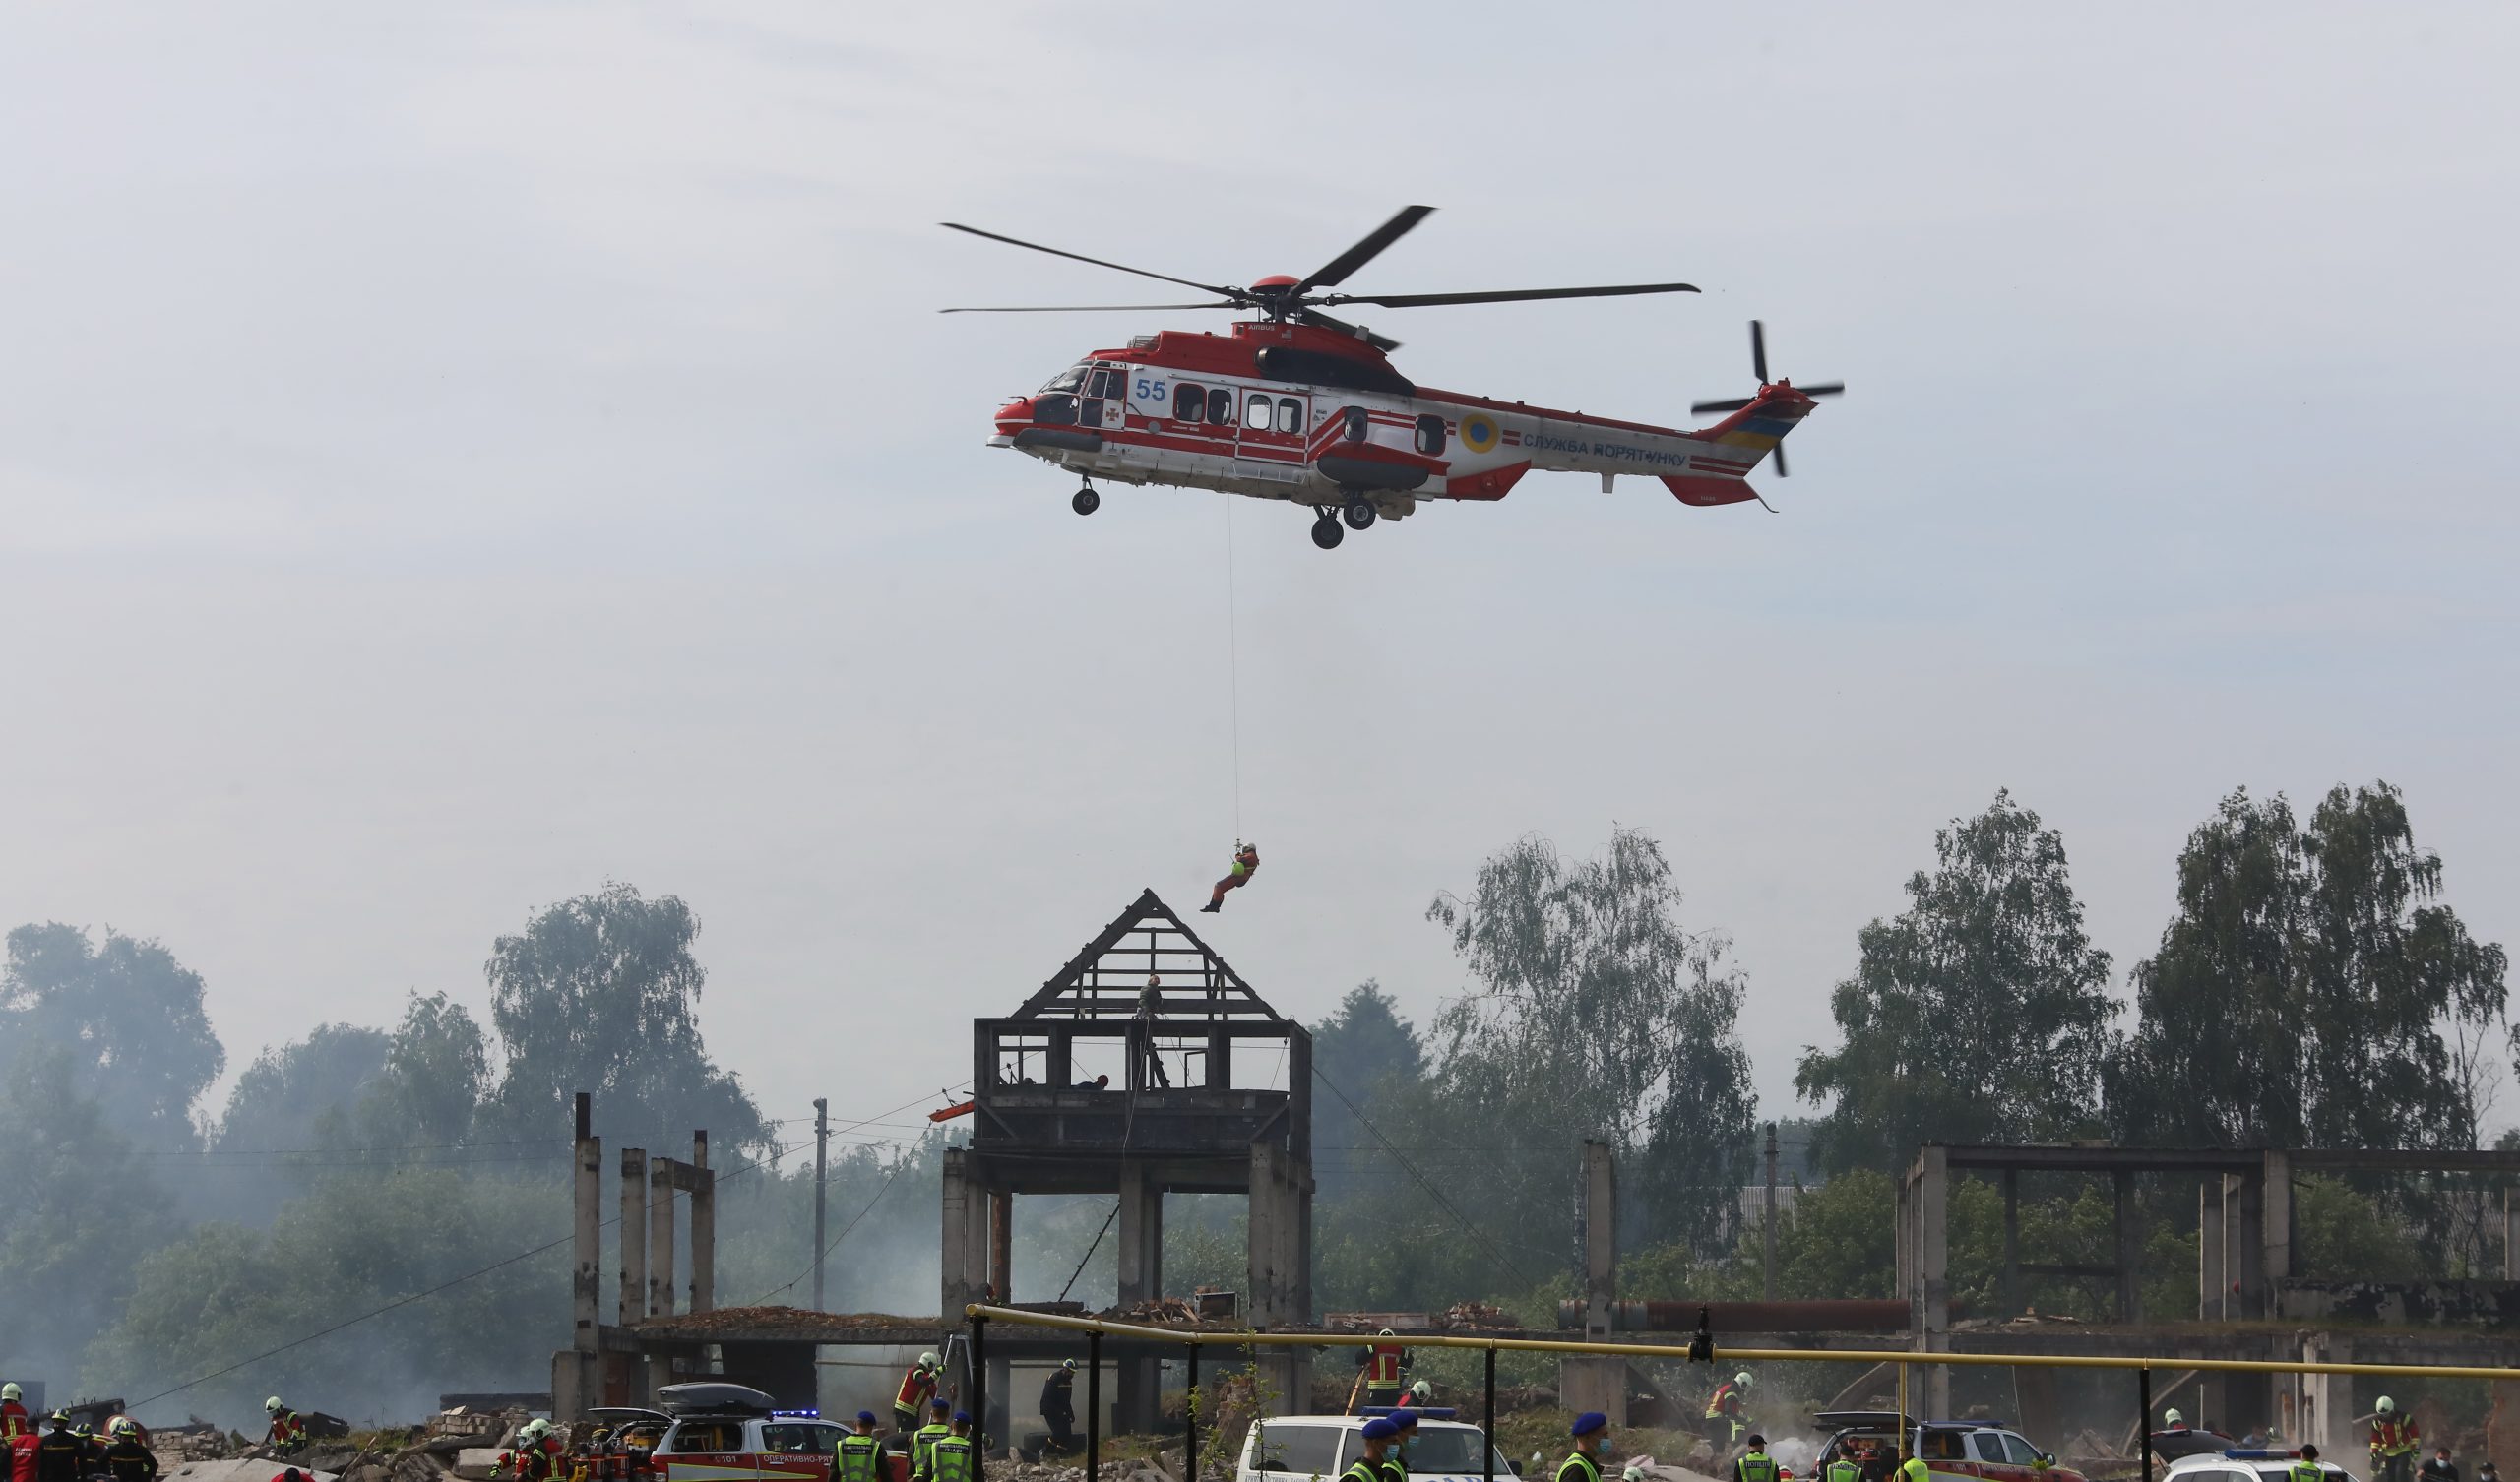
2112,782,2507,1149
0,1049,178,1374
1797,791,2116,1174
356,991,491,1149
2,922,224,1150
219,1024,394,1154
483,883,767,1151
1426,827,1757,1261
1309,981,1425,1201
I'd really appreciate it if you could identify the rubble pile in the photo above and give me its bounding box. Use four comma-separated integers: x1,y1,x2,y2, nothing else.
1438,1302,1518,1329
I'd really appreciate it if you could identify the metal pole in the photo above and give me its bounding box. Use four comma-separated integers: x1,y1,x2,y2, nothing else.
2138,1366,2153,1482
1482,1346,1496,1482
1185,1342,1200,1482
1087,1330,1103,1482
813,1097,830,1311
971,1311,989,1480
1764,1121,1780,1301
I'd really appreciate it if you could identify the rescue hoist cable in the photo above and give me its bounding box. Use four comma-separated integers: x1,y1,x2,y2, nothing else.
1225,495,1243,841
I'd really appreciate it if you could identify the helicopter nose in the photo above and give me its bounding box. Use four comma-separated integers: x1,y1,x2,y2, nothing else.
994,397,1035,440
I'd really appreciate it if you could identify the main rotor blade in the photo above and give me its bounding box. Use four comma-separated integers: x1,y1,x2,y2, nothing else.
939,302,1240,314
1293,205,1435,294
1795,381,1846,397
1294,306,1402,354
940,223,1245,300
1316,281,1699,308
1689,396,1755,415
1773,444,1791,478
1750,320,1769,384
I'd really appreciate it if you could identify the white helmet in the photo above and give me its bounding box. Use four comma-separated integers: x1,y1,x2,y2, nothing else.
266,1398,285,1414
1380,1328,1396,1338
1411,1382,1432,1400
2378,1397,2397,1414
2165,1410,2183,1427
1061,1360,1077,1372
109,1420,139,1441
919,1351,941,1370
0,1386,18,1402
1736,1372,1754,1388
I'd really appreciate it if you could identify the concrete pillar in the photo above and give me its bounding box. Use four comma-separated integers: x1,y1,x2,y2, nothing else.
1561,1356,1628,1427
567,1096,601,1420
1249,1144,1288,1327
1915,1146,1951,1418
2113,1169,2141,1325
1114,1166,1164,1433
2236,1168,2266,1319
620,1147,648,1326
988,1190,1014,1303
2014,1366,2061,1448
2199,1180,2228,1321
2300,1334,2354,1465
2262,1151,2293,1314
2506,1189,2518,1281
1580,1140,1616,1338
940,1147,981,1316
691,1132,715,1314
649,1161,677,1318
2001,1171,2021,1319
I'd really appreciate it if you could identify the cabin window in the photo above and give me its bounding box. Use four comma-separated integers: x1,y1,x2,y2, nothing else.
1041,363,1089,395
1246,392,1274,430
1173,383,1205,422
1343,406,1368,442
1208,387,1235,425
1416,413,1446,455
1084,368,1109,399
1280,398,1304,434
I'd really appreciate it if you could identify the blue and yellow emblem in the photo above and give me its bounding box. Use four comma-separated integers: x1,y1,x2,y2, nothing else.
1460,412,1500,454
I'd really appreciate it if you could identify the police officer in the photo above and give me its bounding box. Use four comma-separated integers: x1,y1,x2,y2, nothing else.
1384,1411,1423,1482
1736,1436,1779,1482
929,1414,976,1482
2292,1446,2326,1482
912,1399,955,1482
837,1413,882,1482
1897,1447,1930,1482
1560,1414,1612,1482
1823,1443,1865,1482
1346,1419,1401,1482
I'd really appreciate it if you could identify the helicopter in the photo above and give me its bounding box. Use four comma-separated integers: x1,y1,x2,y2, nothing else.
942,207,1841,551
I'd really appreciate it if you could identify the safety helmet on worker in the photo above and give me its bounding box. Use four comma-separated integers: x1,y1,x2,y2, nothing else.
46,1413,67,1428
2378,1397,2397,1415
0,1384,18,1401
109,1420,138,1441
267,1398,285,1414
1736,1372,1754,1387
1411,1381,1432,1400
1061,1359,1078,1372
919,1351,941,1370
1380,1328,1396,1337
2165,1410,2183,1427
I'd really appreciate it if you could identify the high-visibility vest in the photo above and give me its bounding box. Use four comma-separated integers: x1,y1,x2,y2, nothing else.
2373,1422,2420,1457
898,1370,937,1411
1343,1461,1381,1482
912,1425,952,1481
1740,1453,1780,1482
1825,1461,1863,1482
1366,1346,1404,1387
836,1434,882,1482
1706,1385,1741,1420
931,1436,975,1482
2290,1464,2324,1482
1558,1453,1603,1482
1900,1459,1930,1482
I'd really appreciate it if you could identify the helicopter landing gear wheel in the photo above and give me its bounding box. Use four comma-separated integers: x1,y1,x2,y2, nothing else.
1310,514,1345,550
1071,484,1100,516
1342,497,1377,531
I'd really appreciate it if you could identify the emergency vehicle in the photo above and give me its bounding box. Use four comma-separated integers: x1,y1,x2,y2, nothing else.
1235,1409,1514,1482
591,1385,908,1482
1813,1412,2081,1482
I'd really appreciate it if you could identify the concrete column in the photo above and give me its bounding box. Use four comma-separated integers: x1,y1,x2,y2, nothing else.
940,1147,979,1316
2199,1180,2228,1320
2262,1151,2293,1313
567,1096,601,1420
2236,1168,2266,1319
691,1132,715,1314
2002,1171,2021,1318
620,1148,649,1326
1580,1140,1616,1338
649,1162,677,1318
2507,1189,2519,1281
1249,1144,1287,1327
1114,1166,1163,1434
1915,1146,1951,1418
2113,1168,2141,1324
988,1190,1014,1303
1561,1356,1628,1427
2300,1334,2354,1465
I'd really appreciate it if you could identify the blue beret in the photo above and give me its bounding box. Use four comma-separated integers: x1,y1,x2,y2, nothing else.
856,1412,877,1426
952,1412,972,1426
1571,1413,1608,1438
1394,1413,1421,1429
1362,1419,1400,1441
931,1399,952,1411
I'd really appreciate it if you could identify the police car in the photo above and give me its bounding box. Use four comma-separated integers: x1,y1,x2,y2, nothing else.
1235,1409,1515,1482
2165,1451,2362,1482
1813,1412,2082,1482
590,1384,881,1482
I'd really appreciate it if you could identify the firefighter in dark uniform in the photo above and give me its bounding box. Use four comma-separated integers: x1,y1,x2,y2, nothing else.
34,1416,84,1482
100,1421,157,1482
1040,1360,1078,1454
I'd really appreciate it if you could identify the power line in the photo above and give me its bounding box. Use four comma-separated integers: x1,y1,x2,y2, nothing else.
1056,1201,1122,1303
750,1154,915,1307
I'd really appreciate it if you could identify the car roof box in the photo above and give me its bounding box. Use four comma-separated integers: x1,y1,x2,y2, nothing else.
658,1383,777,1417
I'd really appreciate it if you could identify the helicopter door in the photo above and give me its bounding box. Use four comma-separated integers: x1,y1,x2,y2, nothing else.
1080,364,1127,432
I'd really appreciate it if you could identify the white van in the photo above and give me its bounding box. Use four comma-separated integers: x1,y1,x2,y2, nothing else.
1236,1413,1516,1482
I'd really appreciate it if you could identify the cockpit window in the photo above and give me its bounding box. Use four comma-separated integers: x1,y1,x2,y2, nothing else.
1041,363,1090,395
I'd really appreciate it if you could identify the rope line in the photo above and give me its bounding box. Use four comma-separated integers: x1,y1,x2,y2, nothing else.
1225,495,1242,841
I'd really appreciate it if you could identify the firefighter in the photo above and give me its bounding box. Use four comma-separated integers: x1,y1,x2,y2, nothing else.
0,1387,27,1442
1558,1413,1612,1482
929,1415,976,1482
1358,1329,1409,1408
837,1414,882,1482
912,1399,954,1482
1400,1382,1434,1409
99,1420,155,1482
33,1416,82,1482
1736,1437,1779,1482
265,1400,308,1457
2291,1448,2325,1482
1040,1360,1078,1453
1199,842,1259,914
11,1418,39,1482
896,1353,944,1437
1705,1373,1753,1450
2372,1398,2421,1482
1345,1420,1401,1482
2162,1411,2191,1437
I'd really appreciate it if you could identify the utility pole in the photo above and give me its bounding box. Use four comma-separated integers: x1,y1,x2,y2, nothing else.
813,1097,831,1312
1763,1121,1779,1301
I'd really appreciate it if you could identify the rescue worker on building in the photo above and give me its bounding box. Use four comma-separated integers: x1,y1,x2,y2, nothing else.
836,1413,882,1482
1200,843,1259,914
1559,1413,1612,1482
33,1416,83,1482
912,1398,954,1482
1735,1436,1780,1482
2291,1447,2325,1482
896,1353,943,1438
929,1414,976,1482
1345,1419,1401,1482
0,1387,28,1442
2371,1397,2421,1482
265,1400,308,1457
100,1419,156,1482
1358,1329,1409,1408
1400,1382,1434,1409
2420,1449,2460,1482
1705,1373,1753,1451
1040,1359,1078,1454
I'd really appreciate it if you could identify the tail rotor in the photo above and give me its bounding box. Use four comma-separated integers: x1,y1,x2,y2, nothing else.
1690,320,1843,476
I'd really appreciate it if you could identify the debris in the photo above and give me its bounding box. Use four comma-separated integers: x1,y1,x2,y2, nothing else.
1440,1302,1518,1329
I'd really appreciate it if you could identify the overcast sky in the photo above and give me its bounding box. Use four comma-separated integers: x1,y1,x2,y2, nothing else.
5,4,2518,1155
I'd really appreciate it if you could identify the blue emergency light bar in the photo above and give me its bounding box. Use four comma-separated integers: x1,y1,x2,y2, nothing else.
1357,1408,1460,1421
773,1410,822,1419
2224,1452,2301,1461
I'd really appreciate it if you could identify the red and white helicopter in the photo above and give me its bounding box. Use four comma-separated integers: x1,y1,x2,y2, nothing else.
944,207,1840,550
